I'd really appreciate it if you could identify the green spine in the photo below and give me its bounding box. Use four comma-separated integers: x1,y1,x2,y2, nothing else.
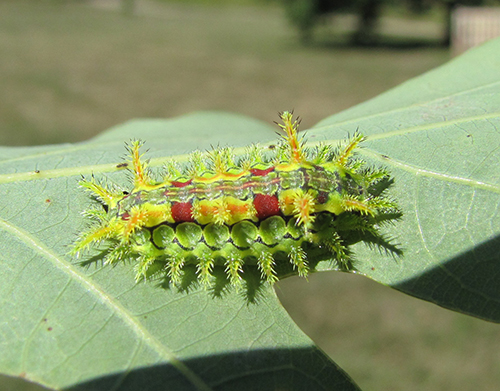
72,112,402,290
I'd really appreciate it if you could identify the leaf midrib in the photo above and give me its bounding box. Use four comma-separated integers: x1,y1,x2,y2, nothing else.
312,80,500,132
0,110,499,195
359,148,500,193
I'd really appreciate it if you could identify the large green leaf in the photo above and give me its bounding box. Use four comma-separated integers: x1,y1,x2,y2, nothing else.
0,112,359,390
1,38,500,390
311,38,500,322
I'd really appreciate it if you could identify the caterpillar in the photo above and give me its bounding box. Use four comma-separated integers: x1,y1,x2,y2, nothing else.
72,112,402,290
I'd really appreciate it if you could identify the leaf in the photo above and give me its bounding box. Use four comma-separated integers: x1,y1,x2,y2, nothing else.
0,112,359,390
311,38,500,322
2,37,500,391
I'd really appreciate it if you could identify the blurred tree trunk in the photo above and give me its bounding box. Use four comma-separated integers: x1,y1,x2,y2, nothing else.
284,0,319,44
284,0,383,45
353,0,382,45
442,0,457,47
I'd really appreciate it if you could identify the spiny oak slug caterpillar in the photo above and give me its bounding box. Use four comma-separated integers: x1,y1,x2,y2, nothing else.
72,112,402,290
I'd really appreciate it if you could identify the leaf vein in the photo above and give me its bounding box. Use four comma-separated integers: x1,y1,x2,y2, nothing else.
0,217,212,391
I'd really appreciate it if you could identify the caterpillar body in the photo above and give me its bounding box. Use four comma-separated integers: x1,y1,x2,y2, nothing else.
73,112,402,289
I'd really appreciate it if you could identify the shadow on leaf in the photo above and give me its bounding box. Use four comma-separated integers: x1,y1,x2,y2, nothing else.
64,347,360,391
394,234,500,323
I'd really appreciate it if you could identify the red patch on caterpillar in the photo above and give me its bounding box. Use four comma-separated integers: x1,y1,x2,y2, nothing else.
317,191,328,204
171,202,194,222
250,167,274,177
171,179,192,188
73,112,403,293
253,194,280,219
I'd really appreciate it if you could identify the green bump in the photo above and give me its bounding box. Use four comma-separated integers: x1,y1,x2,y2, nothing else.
287,218,305,239
176,222,203,249
231,221,258,248
260,216,286,245
204,223,230,248
152,225,175,248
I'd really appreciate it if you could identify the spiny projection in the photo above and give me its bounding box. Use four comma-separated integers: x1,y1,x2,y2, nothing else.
72,111,402,289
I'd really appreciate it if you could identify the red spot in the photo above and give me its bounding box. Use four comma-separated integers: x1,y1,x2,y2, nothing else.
171,202,194,222
172,179,192,188
253,194,280,219
121,212,130,221
250,167,274,177
317,191,328,204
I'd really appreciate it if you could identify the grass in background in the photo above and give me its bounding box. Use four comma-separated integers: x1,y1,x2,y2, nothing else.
277,273,500,391
2,2,497,391
0,0,447,145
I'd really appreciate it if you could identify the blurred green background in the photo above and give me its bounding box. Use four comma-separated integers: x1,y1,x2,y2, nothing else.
1,1,499,390
0,0,447,146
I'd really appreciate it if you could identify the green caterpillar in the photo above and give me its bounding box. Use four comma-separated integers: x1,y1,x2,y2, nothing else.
72,112,402,289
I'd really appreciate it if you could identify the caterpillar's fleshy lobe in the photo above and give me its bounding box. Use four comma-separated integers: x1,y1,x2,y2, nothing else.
73,112,402,289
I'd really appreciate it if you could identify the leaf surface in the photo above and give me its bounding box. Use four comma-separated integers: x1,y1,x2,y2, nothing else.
0,112,358,390
312,39,500,322
2,38,500,391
